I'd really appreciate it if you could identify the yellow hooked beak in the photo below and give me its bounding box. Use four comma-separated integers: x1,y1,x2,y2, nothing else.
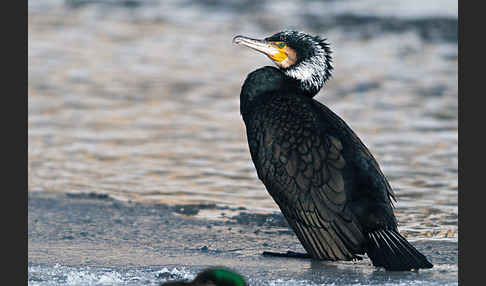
233,35,288,63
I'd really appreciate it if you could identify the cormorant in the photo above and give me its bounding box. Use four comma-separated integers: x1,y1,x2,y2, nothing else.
233,30,433,271
160,267,246,286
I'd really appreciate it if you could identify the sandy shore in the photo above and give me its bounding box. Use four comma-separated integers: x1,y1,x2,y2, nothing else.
28,191,457,285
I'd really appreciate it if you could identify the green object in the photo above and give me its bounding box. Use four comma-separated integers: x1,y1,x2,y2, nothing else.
204,268,246,286
161,267,247,286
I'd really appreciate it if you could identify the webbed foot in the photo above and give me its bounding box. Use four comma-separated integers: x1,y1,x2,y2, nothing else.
262,250,311,259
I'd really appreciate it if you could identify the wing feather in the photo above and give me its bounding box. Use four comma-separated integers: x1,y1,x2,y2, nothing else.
245,96,375,261
257,127,365,260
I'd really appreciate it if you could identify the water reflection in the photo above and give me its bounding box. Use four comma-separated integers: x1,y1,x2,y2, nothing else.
28,0,457,240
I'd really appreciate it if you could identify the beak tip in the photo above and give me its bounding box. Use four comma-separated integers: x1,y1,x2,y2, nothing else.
232,35,243,45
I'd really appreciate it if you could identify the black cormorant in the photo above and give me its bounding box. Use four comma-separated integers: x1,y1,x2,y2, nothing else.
233,30,433,271
160,267,246,286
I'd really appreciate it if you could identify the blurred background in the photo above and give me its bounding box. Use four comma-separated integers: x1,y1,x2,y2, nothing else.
28,0,457,239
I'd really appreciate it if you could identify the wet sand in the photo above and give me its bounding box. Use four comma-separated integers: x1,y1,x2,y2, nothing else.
28,191,457,285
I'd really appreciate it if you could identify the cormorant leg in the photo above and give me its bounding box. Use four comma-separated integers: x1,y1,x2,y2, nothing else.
262,250,311,259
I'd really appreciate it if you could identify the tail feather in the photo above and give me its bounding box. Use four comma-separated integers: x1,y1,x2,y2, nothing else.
365,229,433,271
379,230,417,270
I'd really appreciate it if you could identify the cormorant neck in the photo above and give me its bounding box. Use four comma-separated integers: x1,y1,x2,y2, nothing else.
283,70,323,96
240,66,285,117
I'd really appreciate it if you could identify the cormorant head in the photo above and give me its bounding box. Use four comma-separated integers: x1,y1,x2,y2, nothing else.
233,30,333,95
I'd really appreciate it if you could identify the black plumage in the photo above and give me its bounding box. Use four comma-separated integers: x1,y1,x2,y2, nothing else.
234,31,433,271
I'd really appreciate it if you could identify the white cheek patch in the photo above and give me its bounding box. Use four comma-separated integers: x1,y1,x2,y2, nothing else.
284,41,332,93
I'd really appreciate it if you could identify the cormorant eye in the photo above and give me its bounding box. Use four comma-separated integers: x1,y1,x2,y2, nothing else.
278,42,286,48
